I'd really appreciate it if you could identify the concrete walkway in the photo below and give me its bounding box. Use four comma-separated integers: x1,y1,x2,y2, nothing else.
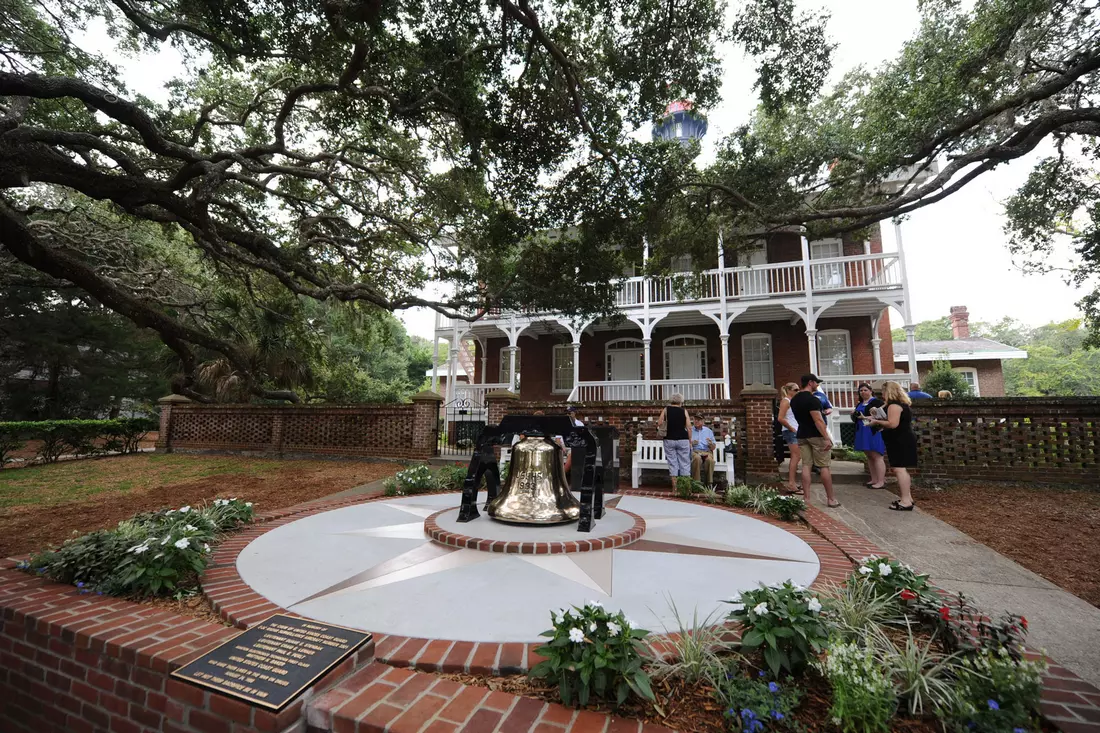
804,476,1100,689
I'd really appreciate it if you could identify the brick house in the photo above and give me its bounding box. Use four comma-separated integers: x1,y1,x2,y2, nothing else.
892,306,1027,397
430,102,930,442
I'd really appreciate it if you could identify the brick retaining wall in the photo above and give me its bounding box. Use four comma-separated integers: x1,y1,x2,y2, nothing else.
912,398,1100,483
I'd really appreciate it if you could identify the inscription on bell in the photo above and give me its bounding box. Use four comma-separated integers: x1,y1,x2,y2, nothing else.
486,436,581,524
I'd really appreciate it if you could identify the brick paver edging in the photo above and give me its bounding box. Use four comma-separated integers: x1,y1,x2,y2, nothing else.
423,509,646,554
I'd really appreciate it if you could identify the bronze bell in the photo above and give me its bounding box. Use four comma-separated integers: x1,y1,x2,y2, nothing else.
487,435,581,524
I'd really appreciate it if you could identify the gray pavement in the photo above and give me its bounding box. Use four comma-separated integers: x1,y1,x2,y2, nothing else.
802,468,1100,688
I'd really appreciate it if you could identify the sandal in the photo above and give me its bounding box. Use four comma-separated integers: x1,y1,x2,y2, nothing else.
889,500,915,511
867,483,886,490
786,487,805,496
826,500,842,508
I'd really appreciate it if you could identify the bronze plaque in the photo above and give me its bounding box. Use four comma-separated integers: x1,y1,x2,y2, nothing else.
170,614,371,710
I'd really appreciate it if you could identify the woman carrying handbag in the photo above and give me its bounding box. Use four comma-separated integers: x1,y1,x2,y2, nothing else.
657,393,691,488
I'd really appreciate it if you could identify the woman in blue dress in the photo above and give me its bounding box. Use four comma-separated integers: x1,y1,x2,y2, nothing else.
851,383,887,489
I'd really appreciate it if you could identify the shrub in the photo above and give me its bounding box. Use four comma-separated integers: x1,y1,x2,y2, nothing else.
820,579,903,642
699,484,721,504
674,475,695,499
748,487,779,514
387,464,435,495
765,495,805,521
529,602,654,707
923,360,973,399
943,648,1045,733
865,622,959,716
818,640,896,733
930,592,1029,660
101,417,156,454
0,418,157,465
434,464,469,491
713,669,802,732
725,484,755,508
0,425,24,465
726,582,831,676
21,499,254,597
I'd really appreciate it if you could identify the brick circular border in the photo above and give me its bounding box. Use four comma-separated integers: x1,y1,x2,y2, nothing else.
423,507,646,554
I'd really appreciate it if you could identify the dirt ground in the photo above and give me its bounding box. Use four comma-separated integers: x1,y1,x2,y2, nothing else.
0,453,402,558
913,482,1100,608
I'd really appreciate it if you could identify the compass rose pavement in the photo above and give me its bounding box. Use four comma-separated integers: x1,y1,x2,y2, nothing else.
235,494,820,643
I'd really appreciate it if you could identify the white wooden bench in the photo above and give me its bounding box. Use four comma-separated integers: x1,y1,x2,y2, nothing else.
631,434,735,488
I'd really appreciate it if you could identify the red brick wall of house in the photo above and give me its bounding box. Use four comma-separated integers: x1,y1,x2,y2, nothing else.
894,359,1007,397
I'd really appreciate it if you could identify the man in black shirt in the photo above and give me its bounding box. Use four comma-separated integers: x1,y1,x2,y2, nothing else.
789,374,839,507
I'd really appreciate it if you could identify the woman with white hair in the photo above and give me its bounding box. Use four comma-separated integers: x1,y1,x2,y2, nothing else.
657,393,691,487
866,381,918,511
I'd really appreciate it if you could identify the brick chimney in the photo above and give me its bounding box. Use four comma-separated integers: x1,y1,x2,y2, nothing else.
949,305,970,339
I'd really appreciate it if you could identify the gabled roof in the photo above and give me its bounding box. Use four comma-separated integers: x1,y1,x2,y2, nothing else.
893,337,1028,363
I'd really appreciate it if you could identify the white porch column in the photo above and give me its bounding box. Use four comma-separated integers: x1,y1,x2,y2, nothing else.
806,329,819,375
476,338,488,384
871,337,883,375
643,337,653,399
904,325,918,384
446,346,459,403
507,346,518,393
431,336,440,394
720,333,731,399
571,341,581,397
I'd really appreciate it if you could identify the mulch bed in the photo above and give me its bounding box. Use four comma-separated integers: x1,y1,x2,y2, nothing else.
0,455,402,558
913,481,1100,608
143,592,232,627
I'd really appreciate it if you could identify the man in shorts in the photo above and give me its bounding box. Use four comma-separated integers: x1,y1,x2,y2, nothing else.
789,374,839,508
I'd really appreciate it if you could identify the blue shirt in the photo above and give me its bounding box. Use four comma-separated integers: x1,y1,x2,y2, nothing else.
691,425,715,452
908,389,933,400
813,390,834,423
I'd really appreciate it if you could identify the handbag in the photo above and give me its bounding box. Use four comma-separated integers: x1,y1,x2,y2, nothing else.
657,422,667,438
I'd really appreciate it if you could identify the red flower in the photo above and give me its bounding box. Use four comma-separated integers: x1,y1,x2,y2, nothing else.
938,606,951,621
900,589,918,601
1020,617,1029,631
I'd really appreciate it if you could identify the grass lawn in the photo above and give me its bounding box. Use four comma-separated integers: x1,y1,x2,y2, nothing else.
913,481,1100,609
0,453,402,558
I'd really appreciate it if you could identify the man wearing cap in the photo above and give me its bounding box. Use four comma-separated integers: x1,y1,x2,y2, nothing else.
790,374,839,508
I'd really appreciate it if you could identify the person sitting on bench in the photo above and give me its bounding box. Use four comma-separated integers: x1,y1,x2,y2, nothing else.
690,415,716,484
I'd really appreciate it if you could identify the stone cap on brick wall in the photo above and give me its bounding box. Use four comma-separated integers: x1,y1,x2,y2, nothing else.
485,390,519,401
157,394,193,404
739,383,777,397
410,390,444,402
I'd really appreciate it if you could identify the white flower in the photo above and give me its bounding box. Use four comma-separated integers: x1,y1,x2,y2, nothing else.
753,602,769,616
174,538,190,550
624,617,638,629
588,600,603,608
568,627,585,643
858,566,873,575
728,592,741,603
807,597,822,613
160,535,171,545
184,524,196,532
589,622,597,632
245,502,253,508
607,622,621,637
130,544,149,555
878,563,892,576
203,544,211,553
793,584,806,592
165,509,176,514
179,505,191,513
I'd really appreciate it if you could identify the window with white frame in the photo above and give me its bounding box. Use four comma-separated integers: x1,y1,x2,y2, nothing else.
742,334,773,386
816,330,852,376
552,344,574,393
498,346,520,385
953,367,979,396
663,335,707,380
809,239,844,289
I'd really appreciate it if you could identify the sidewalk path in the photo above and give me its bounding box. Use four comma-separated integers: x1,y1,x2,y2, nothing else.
806,480,1100,689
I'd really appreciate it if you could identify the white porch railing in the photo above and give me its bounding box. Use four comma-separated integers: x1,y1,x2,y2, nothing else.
451,383,512,405
820,374,912,411
567,378,725,402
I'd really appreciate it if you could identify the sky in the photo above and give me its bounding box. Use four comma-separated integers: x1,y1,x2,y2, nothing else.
88,1,1085,340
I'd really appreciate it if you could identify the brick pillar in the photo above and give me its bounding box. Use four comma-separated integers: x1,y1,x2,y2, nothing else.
154,394,191,453
271,411,286,455
740,384,778,482
411,390,444,459
485,390,519,426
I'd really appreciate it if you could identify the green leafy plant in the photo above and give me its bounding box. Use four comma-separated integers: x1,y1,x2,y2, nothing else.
765,494,805,521
725,484,755,508
386,464,435,495
749,487,779,514
725,582,831,676
21,499,254,597
929,591,1030,660
0,419,158,464
833,446,869,463
529,602,654,708
649,598,738,684
0,425,25,465
943,648,1045,733
854,556,935,603
712,667,802,732
434,463,469,491
818,639,897,733
675,475,695,499
699,484,721,504
923,359,973,399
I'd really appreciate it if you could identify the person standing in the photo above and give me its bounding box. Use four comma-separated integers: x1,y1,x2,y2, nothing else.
690,415,717,484
777,382,803,495
657,393,691,488
851,383,887,489
790,374,839,508
866,381,918,511
907,383,933,400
